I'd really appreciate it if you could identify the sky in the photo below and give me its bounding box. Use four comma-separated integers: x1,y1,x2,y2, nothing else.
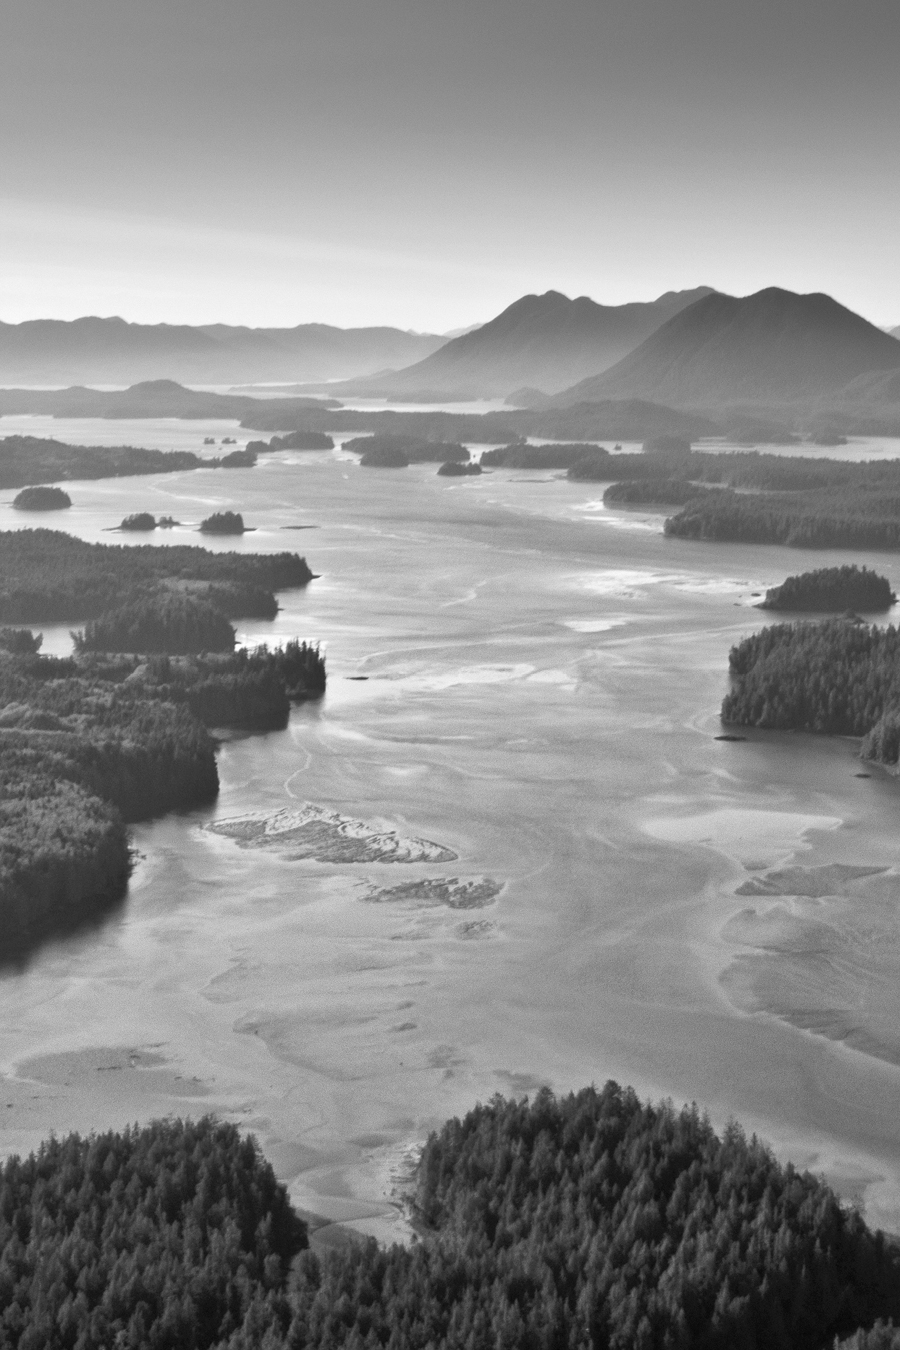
1,0,898,331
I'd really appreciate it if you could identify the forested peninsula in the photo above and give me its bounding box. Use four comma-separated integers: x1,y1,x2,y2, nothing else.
0,435,260,491
3,1085,900,1349
571,445,900,551
0,528,321,956
0,640,324,956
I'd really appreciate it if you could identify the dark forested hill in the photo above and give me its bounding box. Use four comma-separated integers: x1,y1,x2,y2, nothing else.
548,288,900,410
3,1085,899,1349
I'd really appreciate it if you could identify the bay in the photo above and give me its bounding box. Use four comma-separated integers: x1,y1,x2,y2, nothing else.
2,426,900,1242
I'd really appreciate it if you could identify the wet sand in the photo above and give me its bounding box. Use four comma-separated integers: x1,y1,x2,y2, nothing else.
2,443,900,1238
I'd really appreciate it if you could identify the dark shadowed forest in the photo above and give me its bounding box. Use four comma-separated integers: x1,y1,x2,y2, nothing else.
2,1086,899,1349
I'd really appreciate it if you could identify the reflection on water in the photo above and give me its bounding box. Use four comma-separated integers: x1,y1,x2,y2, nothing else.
2,436,900,1241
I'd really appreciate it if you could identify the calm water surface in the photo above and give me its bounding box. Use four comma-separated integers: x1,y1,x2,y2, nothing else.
2,430,900,1239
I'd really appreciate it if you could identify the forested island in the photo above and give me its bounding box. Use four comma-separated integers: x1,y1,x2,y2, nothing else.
2,1084,900,1348
437,459,482,476
119,511,158,531
0,529,312,622
722,617,900,768
200,511,247,534
569,445,900,551
11,485,72,510
760,565,896,612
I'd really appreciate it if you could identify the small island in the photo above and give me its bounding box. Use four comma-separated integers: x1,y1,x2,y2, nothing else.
200,511,247,534
119,512,158,531
266,430,335,450
438,460,482,476
12,485,72,511
760,564,896,613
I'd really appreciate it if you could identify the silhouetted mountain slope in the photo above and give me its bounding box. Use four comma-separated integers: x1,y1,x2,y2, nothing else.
0,316,448,385
549,288,900,410
341,286,715,396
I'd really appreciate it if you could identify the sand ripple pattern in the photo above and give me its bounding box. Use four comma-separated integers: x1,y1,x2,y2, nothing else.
721,863,900,1067
207,805,458,865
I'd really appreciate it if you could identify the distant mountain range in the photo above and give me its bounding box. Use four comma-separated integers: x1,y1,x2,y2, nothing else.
544,288,900,412
0,318,448,386
4,289,899,425
335,288,716,397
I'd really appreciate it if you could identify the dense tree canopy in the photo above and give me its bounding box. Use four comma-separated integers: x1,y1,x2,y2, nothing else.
568,448,900,552
0,530,311,623
74,591,237,656
760,566,896,613
200,512,246,535
722,618,900,770
3,1087,897,1349
0,640,325,956
11,485,72,510
0,1116,306,1350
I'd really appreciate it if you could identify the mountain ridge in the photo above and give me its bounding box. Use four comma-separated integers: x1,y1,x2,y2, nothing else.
0,316,450,386
332,286,716,397
546,287,900,411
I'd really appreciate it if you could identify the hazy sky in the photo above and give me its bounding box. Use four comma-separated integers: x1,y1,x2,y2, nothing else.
1,0,898,329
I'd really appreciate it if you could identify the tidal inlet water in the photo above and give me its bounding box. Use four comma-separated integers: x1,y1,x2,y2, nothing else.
3,435,900,1241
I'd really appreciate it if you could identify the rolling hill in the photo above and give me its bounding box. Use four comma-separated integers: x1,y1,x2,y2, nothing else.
0,316,449,387
548,288,900,411
337,286,715,397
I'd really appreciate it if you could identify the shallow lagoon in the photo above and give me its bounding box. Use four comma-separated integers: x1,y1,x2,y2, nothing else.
2,435,900,1240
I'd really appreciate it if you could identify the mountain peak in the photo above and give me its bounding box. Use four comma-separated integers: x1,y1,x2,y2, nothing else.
548,287,900,410
349,286,718,396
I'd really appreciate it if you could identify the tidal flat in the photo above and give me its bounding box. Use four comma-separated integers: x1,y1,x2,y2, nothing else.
2,435,900,1240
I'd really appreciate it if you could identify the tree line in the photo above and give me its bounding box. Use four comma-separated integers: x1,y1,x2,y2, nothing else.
722,617,900,767
760,566,896,613
0,641,325,958
0,529,312,624
2,1085,899,1348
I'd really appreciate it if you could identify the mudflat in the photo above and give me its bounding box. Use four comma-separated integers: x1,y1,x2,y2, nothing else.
2,440,900,1239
